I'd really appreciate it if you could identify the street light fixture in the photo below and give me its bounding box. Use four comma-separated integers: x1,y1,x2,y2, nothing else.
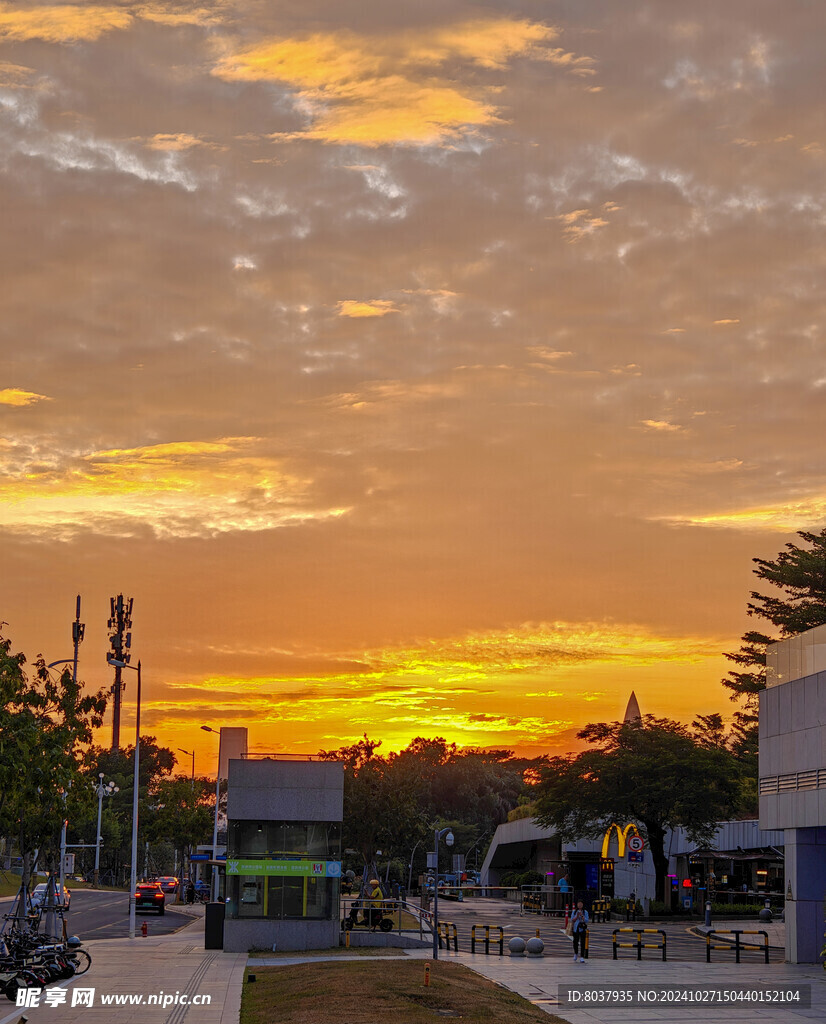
432,826,454,960
108,656,141,940
93,773,119,887
178,748,195,782
201,725,220,901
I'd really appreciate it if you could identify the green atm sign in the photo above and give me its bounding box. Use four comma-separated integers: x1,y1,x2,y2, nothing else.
226,860,342,878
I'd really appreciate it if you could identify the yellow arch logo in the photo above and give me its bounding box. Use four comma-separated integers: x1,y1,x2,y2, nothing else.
600,822,640,859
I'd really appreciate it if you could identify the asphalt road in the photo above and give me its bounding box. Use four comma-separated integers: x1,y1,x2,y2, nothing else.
429,897,784,963
44,888,194,942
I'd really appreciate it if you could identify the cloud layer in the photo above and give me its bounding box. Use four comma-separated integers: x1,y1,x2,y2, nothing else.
1,0,823,760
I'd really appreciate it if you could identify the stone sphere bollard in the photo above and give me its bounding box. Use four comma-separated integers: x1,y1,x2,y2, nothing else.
758,906,773,923
526,937,544,958
508,936,526,957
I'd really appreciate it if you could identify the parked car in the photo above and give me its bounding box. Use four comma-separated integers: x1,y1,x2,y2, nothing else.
157,876,179,895
30,882,71,910
133,882,166,915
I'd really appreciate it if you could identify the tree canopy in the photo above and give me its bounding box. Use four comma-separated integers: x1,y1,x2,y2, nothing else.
533,715,744,901
722,528,826,767
0,632,107,882
318,734,537,883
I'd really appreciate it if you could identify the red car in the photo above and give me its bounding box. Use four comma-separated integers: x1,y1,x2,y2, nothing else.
133,883,166,915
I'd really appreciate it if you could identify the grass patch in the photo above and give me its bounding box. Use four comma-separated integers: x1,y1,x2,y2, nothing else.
241,960,563,1023
248,947,400,958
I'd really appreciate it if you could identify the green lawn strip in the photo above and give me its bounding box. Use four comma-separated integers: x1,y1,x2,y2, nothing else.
248,947,400,958
0,876,123,898
241,960,563,1024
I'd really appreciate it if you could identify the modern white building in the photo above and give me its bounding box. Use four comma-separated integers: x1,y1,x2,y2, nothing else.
759,623,826,963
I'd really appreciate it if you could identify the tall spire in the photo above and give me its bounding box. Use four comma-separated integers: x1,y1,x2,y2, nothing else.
624,691,642,723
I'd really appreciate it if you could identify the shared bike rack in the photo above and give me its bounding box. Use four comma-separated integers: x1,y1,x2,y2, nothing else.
438,922,458,952
706,929,769,964
612,927,667,961
470,924,504,955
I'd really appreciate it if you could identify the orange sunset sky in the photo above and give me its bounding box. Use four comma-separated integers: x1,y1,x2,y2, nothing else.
1,1,824,773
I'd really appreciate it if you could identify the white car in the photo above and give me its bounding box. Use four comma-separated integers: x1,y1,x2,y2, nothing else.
30,882,71,910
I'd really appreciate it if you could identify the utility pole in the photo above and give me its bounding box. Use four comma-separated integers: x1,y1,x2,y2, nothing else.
108,595,133,750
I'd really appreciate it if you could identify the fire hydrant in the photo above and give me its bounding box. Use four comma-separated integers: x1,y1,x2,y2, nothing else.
141,921,148,937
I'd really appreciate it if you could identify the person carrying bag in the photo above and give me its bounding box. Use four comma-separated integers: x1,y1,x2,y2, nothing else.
570,900,589,961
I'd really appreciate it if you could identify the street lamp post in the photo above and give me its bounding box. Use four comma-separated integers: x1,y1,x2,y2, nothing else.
93,773,119,887
178,748,195,783
48,595,85,903
108,657,141,939
432,826,454,960
407,839,423,896
201,726,220,901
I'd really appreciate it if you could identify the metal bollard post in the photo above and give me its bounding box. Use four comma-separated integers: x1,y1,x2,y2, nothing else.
705,900,711,927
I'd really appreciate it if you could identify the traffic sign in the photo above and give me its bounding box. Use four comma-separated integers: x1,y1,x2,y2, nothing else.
627,835,644,853
627,851,643,863
189,854,210,861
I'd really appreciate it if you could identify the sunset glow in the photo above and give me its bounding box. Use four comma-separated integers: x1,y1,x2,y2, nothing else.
1,0,822,772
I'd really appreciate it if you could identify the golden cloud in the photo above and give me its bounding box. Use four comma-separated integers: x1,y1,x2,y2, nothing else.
0,4,132,42
641,419,683,432
336,299,400,318
0,388,51,406
212,19,593,146
135,3,220,27
0,3,217,44
0,60,33,85
0,436,349,538
655,499,826,532
144,133,222,151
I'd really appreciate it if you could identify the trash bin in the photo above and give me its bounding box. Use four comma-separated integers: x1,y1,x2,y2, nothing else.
204,901,225,949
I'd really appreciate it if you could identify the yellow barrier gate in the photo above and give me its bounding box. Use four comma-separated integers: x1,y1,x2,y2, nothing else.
470,924,505,955
591,898,611,922
438,922,458,952
706,929,769,964
612,927,667,961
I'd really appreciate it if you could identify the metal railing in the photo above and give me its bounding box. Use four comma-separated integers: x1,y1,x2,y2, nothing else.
471,924,504,955
612,927,667,961
706,929,769,964
438,922,458,952
340,896,430,942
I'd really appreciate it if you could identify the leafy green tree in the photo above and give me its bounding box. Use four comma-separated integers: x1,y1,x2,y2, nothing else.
0,632,107,890
318,736,428,882
71,739,177,884
149,775,214,884
533,716,743,901
722,529,826,767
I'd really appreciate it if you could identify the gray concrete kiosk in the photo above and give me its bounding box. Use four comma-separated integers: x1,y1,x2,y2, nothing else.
222,756,343,953
759,624,826,963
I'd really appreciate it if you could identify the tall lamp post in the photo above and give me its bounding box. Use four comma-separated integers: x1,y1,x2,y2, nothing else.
93,774,119,887
178,748,195,783
407,838,423,896
431,826,454,960
108,657,141,939
201,726,220,901
48,595,85,903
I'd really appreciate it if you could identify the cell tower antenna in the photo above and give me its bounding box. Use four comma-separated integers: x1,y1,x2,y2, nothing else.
108,594,133,750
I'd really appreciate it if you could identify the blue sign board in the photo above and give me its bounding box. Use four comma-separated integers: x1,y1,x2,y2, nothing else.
627,851,643,863
189,854,210,861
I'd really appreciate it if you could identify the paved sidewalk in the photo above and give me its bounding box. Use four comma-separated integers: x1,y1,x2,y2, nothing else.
0,912,246,1024
414,948,826,1022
